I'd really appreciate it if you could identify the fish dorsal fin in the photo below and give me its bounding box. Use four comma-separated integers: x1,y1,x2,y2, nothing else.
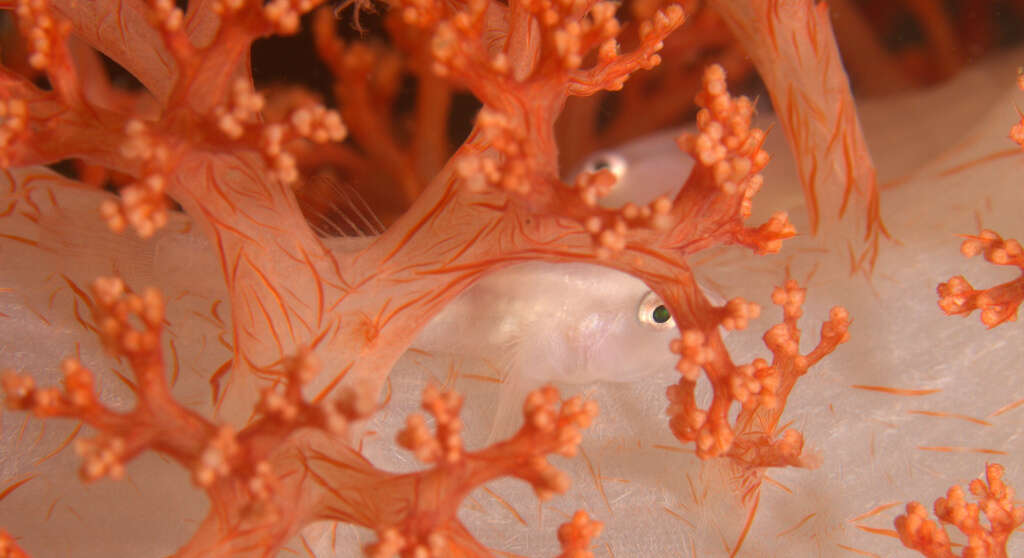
298,175,385,238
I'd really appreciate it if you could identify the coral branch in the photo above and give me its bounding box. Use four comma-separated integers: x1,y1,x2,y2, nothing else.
2,278,375,555
308,385,598,557
729,280,849,468
938,230,1024,328
895,463,1024,558
557,3,756,167
0,66,135,172
3,277,209,481
386,0,684,198
667,279,849,461
671,63,793,254
708,0,888,271
11,0,81,104
395,0,684,105
2,278,368,484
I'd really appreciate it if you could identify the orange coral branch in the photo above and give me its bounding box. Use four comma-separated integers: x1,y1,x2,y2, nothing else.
2,279,376,556
306,385,598,557
895,463,1024,558
938,230,1024,328
708,0,889,272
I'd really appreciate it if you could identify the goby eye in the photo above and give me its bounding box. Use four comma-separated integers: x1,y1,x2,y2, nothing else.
582,151,628,181
638,291,675,330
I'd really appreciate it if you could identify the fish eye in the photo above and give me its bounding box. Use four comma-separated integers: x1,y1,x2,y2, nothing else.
582,151,628,181
638,291,675,330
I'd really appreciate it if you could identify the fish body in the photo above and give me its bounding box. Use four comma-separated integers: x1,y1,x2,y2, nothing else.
414,261,681,384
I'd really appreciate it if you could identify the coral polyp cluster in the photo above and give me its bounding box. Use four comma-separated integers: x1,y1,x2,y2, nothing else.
896,463,1024,558
938,230,1024,328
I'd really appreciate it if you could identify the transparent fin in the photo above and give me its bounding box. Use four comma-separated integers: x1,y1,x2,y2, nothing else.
298,175,385,238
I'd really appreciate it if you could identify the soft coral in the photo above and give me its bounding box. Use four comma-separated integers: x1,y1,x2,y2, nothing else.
0,0,866,554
